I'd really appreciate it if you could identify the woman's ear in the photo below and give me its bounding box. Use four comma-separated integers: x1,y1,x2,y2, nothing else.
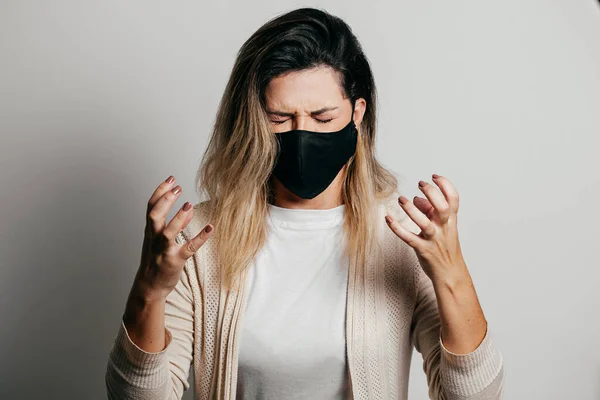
352,97,367,126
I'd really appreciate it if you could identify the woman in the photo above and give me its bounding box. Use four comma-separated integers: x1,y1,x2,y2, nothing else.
105,7,504,400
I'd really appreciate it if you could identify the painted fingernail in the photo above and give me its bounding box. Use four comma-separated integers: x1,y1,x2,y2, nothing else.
182,202,192,211
205,225,213,233
418,181,426,187
432,174,440,179
172,186,182,195
385,215,392,223
398,196,407,205
165,175,174,183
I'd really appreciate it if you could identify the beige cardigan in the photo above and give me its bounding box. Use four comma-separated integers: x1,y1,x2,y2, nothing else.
105,196,504,399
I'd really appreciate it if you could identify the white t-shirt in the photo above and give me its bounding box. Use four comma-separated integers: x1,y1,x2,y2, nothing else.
236,202,350,399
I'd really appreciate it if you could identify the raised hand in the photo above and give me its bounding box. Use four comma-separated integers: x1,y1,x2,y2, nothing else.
121,175,214,352
134,175,214,301
384,174,467,284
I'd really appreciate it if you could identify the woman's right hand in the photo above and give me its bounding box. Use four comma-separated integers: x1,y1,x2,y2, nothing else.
133,175,214,301
121,175,212,352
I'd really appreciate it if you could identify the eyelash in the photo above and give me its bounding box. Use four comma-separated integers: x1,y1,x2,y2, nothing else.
272,119,332,125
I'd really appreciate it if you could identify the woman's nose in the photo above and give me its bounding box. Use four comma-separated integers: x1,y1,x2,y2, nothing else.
291,116,309,131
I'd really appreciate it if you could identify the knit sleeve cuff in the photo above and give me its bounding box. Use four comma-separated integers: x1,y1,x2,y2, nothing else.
439,325,503,396
106,319,173,389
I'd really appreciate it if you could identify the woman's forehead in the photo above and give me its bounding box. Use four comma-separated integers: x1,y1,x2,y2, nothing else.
264,67,346,111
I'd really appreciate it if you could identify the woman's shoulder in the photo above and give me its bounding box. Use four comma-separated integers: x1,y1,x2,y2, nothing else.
377,192,421,294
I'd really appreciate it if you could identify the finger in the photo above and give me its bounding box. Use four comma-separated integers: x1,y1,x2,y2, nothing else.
145,175,177,234
178,224,214,260
418,180,450,223
398,196,436,239
385,214,425,248
147,176,177,212
432,174,459,213
413,196,435,220
147,185,183,233
163,201,194,241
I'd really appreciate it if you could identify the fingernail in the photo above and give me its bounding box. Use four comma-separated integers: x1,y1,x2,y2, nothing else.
165,175,174,183
418,180,426,187
205,225,213,233
385,215,392,224
172,186,182,195
182,202,192,211
398,196,407,205
432,174,440,179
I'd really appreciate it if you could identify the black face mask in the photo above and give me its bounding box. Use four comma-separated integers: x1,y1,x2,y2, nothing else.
272,115,358,199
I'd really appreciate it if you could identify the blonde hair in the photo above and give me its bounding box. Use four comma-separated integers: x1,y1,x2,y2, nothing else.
195,8,399,290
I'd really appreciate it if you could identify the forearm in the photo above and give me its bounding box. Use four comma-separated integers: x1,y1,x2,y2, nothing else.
431,262,487,355
122,281,169,353
105,274,193,399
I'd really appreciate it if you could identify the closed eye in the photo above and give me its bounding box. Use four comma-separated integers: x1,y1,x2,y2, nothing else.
271,118,333,125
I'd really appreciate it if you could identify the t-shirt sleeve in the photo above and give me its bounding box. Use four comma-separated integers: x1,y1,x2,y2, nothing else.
411,264,505,399
104,232,195,400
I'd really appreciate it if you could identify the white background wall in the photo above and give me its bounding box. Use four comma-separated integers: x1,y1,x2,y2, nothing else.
1,1,599,399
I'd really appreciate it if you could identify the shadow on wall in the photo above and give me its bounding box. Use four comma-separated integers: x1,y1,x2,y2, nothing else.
0,124,197,399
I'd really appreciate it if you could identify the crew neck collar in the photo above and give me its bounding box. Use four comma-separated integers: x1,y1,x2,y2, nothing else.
267,202,345,229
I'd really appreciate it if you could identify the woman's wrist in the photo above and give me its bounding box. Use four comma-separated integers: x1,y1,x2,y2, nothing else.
123,280,167,324
122,282,169,352
131,277,170,302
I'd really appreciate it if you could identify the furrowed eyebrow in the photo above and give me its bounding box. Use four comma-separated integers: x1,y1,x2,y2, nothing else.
266,106,340,117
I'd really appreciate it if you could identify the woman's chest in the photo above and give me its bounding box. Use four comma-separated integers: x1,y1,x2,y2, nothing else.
235,232,350,398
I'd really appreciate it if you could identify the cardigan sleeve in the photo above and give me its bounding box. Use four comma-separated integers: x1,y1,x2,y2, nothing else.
105,232,195,400
410,265,505,399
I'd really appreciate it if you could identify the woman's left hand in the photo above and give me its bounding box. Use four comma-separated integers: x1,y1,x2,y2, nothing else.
385,174,468,284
